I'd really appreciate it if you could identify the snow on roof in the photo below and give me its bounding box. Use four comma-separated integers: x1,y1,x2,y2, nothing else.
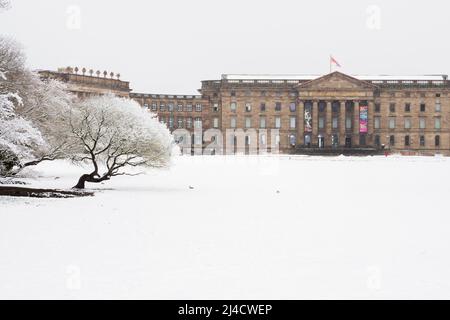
222,74,448,81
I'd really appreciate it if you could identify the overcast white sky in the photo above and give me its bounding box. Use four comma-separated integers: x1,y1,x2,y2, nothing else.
1,0,449,94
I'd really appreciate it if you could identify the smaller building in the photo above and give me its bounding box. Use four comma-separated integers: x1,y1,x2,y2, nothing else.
38,67,131,99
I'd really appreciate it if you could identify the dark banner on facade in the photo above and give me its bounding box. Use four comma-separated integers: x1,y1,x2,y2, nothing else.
359,105,368,133
304,104,312,133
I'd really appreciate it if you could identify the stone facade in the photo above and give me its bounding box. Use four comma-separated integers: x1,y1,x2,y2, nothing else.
131,71,450,155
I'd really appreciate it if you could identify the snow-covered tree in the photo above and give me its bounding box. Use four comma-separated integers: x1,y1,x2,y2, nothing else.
69,95,174,189
0,36,75,177
0,0,10,10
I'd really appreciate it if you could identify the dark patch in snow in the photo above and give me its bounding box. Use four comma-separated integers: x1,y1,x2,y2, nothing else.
0,186,94,198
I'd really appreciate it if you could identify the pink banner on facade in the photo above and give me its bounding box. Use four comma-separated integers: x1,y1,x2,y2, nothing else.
359,105,368,133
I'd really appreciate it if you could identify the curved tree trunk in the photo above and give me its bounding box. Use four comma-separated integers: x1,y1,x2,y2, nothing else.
73,174,92,189
73,173,110,189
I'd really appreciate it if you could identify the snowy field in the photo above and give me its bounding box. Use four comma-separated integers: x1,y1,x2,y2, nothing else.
1,155,450,299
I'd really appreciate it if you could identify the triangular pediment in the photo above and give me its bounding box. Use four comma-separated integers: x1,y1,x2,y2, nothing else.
297,71,378,91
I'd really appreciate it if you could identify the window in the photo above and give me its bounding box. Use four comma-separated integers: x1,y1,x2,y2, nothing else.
230,102,237,112
177,104,183,112
194,117,202,129
318,101,326,113
196,104,202,112
419,117,426,129
245,117,252,128
231,91,236,97
213,117,219,128
405,103,411,112
168,117,174,128
420,135,425,147
186,117,192,129
332,101,340,113
213,103,219,112
290,103,297,112
420,103,426,112
230,117,236,128
345,117,352,129
404,118,411,129
177,117,184,128
260,134,266,145
186,104,193,112
151,103,157,111
359,135,366,146
318,116,325,129
374,135,381,146
260,117,266,129
143,103,149,109
435,117,441,129
374,117,381,129
168,103,174,112
389,103,396,113
435,102,441,112
435,135,440,147
245,103,251,112
374,103,381,113
260,103,266,112
436,93,441,98
160,104,166,112
389,117,396,129
405,135,410,146
275,102,282,112
332,117,338,129
289,134,296,146
275,117,281,129
390,135,395,146
290,116,296,129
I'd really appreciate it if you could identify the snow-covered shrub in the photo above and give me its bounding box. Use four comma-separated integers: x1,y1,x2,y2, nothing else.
69,95,174,189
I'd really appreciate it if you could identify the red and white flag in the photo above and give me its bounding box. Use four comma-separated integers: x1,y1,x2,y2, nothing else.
330,55,341,68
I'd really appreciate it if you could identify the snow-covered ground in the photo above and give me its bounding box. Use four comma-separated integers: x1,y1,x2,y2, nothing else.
1,155,450,299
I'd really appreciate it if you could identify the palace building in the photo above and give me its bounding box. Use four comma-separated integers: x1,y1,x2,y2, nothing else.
39,68,450,155
131,72,450,155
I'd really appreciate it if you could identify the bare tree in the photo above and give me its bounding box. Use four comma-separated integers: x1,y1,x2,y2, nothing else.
0,0,10,10
69,95,174,189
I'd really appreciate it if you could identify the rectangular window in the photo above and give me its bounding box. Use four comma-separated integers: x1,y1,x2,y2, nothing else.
404,118,411,129
245,103,252,112
275,117,281,129
196,104,202,112
260,117,266,129
389,117,396,129
405,103,411,112
420,135,425,147
318,116,325,129
177,117,184,128
231,91,236,97
260,103,266,112
185,104,193,112
374,117,381,129
435,103,441,112
245,117,252,128
405,135,410,146
290,116,296,129
389,103,396,113
230,117,236,128
194,117,202,129
435,135,441,147
151,103,157,111
435,117,441,129
345,117,352,129
390,135,395,146
177,104,183,112
332,117,338,129
213,103,219,112
168,117,174,128
420,103,426,112
168,103,174,112
186,117,192,128
213,117,219,128
290,103,297,112
275,102,282,112
375,103,381,113
160,104,166,112
419,117,426,129
230,102,237,112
